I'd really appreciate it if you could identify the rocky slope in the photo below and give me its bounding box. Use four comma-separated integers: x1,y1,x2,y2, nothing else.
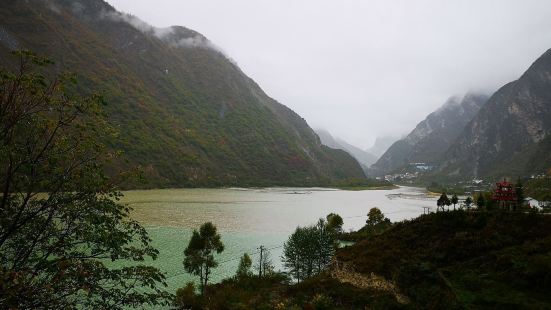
439,49,551,179
371,93,488,175
0,0,365,187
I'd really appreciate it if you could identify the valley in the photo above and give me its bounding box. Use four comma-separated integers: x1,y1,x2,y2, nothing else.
1,0,550,309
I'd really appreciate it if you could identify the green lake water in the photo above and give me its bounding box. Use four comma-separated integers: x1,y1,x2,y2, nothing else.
118,186,436,293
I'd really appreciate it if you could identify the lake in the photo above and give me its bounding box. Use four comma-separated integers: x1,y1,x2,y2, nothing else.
119,186,436,292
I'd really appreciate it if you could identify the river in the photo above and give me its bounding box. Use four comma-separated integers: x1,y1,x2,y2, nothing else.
118,186,436,292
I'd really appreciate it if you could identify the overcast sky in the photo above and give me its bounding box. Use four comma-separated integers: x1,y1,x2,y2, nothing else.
108,0,551,149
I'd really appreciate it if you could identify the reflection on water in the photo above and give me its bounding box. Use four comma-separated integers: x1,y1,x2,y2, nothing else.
118,186,436,291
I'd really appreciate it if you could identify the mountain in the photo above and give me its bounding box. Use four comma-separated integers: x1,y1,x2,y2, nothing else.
0,0,365,188
316,129,377,169
315,129,343,150
439,49,551,179
371,93,489,176
365,135,400,158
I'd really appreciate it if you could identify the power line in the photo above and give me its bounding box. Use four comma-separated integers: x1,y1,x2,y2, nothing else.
164,242,285,280
163,209,427,281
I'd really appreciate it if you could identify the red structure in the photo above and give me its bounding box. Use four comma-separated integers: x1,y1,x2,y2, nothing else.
492,180,517,209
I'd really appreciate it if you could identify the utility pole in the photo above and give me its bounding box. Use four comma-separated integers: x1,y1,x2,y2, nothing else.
258,245,264,277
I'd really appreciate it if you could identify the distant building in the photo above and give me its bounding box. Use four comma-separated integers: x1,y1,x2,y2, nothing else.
525,197,543,210
409,162,434,171
492,180,517,210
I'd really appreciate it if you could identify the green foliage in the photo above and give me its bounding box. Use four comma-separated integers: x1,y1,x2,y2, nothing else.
182,272,290,309
0,51,169,309
426,182,465,195
451,194,459,210
0,2,366,189
288,275,404,309
366,207,386,226
326,213,344,233
235,253,253,279
476,193,486,208
525,176,551,201
333,177,395,190
338,211,551,308
437,193,452,211
464,196,473,209
341,209,392,242
515,178,525,207
173,282,203,309
176,272,402,309
282,219,336,282
183,222,224,295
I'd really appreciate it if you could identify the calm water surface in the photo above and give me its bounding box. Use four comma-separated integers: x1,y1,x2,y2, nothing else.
119,186,436,291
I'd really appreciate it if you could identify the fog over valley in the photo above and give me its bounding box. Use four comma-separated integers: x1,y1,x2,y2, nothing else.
109,0,551,148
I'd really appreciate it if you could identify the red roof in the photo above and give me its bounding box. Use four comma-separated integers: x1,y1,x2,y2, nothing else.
492,181,516,201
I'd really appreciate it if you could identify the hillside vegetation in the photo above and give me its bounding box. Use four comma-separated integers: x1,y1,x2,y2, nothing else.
0,0,365,188
338,211,551,308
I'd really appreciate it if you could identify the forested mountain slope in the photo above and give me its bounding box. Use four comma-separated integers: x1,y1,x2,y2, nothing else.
0,0,365,187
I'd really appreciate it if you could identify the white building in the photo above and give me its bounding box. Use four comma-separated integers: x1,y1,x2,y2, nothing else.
525,197,543,210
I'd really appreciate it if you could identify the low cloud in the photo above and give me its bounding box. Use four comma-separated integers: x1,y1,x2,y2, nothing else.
101,10,168,37
101,10,220,52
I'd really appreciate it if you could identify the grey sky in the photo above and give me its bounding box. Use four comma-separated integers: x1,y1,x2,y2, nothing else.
107,0,551,149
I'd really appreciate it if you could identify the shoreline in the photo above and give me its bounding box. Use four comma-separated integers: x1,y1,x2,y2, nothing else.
121,184,401,193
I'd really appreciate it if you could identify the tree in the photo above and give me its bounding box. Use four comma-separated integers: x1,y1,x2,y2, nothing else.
451,194,459,211
464,197,473,210
0,51,169,309
183,222,224,295
515,178,525,211
282,228,304,282
476,193,486,209
282,219,335,282
437,193,451,212
256,247,274,277
326,213,344,233
174,282,202,309
315,218,335,271
366,207,385,226
235,253,252,278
